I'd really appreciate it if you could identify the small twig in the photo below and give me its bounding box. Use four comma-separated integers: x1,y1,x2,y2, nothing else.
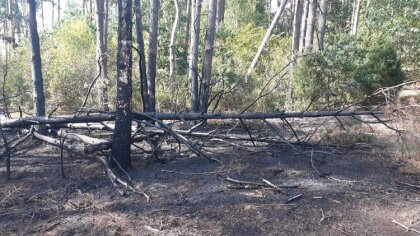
310,149,324,177
396,181,420,190
392,219,420,235
285,194,302,204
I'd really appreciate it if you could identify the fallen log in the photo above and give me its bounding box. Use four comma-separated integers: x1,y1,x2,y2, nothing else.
0,111,384,128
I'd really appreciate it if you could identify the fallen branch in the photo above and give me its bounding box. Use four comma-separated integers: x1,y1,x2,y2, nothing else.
226,176,298,189
392,219,420,235
0,111,385,128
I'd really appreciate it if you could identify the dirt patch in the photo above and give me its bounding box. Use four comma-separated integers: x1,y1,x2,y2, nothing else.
1,123,419,235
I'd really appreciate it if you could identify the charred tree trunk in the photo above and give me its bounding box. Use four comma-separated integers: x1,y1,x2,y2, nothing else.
298,0,308,52
113,0,133,169
169,0,180,95
216,0,225,29
57,0,61,22
199,0,217,112
28,0,46,134
147,0,159,112
304,0,317,49
183,0,192,49
317,0,328,50
96,0,109,111
188,0,202,112
134,0,149,111
292,0,304,54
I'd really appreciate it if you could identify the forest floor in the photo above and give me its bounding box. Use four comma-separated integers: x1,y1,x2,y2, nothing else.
0,118,419,236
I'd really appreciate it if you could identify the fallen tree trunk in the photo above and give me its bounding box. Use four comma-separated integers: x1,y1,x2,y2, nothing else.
0,111,383,128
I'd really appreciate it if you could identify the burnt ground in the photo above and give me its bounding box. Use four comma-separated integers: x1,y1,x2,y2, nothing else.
0,121,419,236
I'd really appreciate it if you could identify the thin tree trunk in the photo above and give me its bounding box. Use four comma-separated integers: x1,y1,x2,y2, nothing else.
350,0,361,36
134,0,149,111
41,0,45,29
169,0,180,96
188,0,202,112
95,0,109,111
216,0,225,29
245,0,288,79
304,0,316,49
317,0,328,50
199,0,217,112
89,0,93,23
183,0,192,49
292,0,303,54
57,0,60,22
113,0,133,169
51,0,54,26
298,0,308,52
28,0,46,134
148,0,159,112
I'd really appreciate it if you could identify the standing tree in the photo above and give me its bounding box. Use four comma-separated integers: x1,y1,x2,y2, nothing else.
188,0,202,112
292,0,304,54
216,0,225,29
112,0,133,169
96,0,109,111
304,0,317,49
28,0,46,134
183,0,192,49
148,0,159,112
199,0,217,112
318,0,328,50
350,0,361,35
299,0,309,52
169,0,180,96
134,0,149,111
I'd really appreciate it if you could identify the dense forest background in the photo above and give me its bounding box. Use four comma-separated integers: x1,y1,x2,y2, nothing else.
0,0,418,115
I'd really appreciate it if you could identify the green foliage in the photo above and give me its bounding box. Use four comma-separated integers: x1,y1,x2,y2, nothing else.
293,33,405,110
42,16,96,111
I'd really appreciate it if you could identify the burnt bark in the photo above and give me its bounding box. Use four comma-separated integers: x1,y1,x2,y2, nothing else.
292,0,304,54
216,0,225,29
113,0,133,169
28,0,46,134
147,0,159,112
134,0,149,111
318,0,328,50
199,0,217,112
96,0,109,111
188,0,202,112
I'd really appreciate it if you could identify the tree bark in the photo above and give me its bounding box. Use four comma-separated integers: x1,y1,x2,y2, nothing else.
28,0,46,134
134,0,149,111
147,0,159,112
96,0,109,111
199,0,217,112
350,0,361,36
304,0,317,49
245,0,288,79
317,0,328,50
113,0,133,169
216,0,225,29
183,0,192,49
41,0,45,29
57,0,61,22
169,0,180,96
292,0,304,54
298,0,308,52
188,0,202,112
51,0,54,26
